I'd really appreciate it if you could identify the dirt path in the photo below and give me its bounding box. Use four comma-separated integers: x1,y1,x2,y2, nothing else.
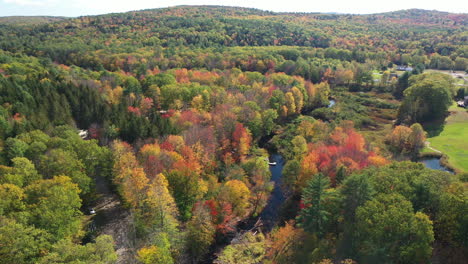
425,141,442,153
92,175,137,264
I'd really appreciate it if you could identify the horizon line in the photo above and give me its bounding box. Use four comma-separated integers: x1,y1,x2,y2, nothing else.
0,5,466,19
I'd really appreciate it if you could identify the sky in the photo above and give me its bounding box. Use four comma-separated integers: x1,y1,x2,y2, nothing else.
1,0,467,17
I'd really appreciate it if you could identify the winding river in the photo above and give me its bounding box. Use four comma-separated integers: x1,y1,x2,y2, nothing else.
259,154,286,231
257,98,335,231
258,153,454,234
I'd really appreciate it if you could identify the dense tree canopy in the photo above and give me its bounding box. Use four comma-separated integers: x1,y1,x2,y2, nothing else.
398,73,455,124
0,5,466,264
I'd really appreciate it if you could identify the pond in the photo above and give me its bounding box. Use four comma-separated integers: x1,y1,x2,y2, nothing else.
419,157,454,174
328,99,336,107
259,154,286,231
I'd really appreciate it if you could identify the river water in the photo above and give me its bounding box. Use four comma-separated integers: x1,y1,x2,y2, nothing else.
259,154,286,231
258,154,453,233
419,157,454,174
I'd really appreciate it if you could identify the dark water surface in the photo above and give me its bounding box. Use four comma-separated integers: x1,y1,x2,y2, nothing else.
259,154,286,231
419,157,454,174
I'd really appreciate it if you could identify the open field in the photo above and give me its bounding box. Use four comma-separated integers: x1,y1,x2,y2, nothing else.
426,103,468,172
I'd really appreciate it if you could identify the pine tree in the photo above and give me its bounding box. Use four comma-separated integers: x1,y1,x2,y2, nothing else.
297,173,331,237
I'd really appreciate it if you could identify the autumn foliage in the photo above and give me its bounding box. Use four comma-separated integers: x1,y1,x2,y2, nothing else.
386,123,426,155
301,123,388,186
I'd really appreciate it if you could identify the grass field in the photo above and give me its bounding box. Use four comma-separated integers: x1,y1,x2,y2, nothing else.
426,103,468,172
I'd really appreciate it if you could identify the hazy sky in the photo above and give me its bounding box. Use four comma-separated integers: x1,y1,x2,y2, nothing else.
1,0,467,17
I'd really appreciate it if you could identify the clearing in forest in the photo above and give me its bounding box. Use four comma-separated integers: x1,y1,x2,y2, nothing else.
427,103,468,172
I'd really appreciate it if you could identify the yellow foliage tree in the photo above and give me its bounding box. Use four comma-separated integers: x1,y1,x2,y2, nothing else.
220,180,251,216
284,92,296,116
143,173,179,229
122,167,148,207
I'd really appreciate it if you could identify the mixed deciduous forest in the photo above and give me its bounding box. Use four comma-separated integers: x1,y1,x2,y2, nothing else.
0,5,467,264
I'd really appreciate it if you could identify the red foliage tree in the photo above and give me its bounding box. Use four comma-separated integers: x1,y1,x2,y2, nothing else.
302,124,388,185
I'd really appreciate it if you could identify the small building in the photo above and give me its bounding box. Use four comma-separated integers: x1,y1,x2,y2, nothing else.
78,129,88,139
457,96,468,108
396,65,413,72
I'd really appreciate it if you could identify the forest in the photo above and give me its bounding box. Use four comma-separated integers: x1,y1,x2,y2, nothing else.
0,5,467,264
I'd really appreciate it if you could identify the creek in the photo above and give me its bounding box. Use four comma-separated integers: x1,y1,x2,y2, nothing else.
258,154,286,231
419,157,454,174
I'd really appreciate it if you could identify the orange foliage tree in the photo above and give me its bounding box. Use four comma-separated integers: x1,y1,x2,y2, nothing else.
301,124,388,186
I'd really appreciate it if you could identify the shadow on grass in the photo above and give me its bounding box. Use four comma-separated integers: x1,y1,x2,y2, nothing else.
423,115,447,137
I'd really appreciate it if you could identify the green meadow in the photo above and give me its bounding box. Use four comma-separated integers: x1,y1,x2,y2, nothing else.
427,103,468,172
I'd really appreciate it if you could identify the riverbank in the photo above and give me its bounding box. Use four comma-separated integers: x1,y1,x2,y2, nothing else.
425,103,468,173
419,151,457,174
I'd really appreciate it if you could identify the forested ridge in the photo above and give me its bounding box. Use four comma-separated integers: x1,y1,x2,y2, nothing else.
0,5,467,264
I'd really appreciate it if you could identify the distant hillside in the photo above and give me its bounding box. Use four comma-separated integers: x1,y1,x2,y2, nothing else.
0,5,465,72
0,16,67,25
140,5,275,17
1,6,465,27
134,6,467,26
366,9,468,26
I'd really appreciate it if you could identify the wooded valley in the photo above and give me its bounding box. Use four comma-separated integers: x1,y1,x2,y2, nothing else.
0,6,467,264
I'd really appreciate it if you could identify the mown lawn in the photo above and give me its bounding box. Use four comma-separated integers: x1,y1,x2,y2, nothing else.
427,103,468,172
